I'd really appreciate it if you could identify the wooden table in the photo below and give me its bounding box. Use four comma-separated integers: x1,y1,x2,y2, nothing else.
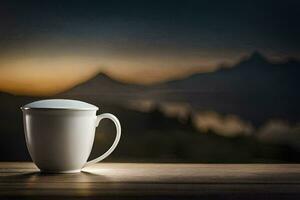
0,163,300,199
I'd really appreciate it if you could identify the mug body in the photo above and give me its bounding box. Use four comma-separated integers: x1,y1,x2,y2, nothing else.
22,109,97,173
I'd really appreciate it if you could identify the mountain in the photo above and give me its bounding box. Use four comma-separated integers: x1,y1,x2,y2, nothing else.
153,51,300,125
58,51,300,125
162,51,298,91
60,72,146,103
0,52,300,162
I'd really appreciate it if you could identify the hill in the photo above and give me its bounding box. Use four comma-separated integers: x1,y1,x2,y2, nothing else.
60,51,300,125
61,72,146,104
0,51,299,162
151,51,300,125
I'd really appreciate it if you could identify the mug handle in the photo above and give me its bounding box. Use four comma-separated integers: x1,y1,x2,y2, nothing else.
84,113,121,167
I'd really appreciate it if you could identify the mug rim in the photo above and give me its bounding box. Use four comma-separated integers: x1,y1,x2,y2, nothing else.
21,107,99,111
21,99,99,111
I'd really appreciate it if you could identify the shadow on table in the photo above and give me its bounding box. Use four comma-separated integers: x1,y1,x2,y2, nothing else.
0,170,110,183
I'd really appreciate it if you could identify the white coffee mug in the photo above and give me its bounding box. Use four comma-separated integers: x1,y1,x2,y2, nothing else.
21,99,121,173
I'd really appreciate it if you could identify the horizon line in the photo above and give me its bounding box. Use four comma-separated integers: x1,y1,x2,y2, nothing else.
0,51,298,97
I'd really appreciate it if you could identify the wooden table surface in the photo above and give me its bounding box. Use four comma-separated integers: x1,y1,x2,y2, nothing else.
1,162,300,199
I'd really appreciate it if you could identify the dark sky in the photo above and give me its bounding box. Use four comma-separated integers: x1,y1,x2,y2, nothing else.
0,0,299,94
1,0,299,55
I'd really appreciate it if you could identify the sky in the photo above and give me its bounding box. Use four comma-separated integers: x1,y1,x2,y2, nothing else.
0,0,299,95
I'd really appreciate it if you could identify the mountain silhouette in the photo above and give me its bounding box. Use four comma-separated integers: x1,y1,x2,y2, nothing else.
60,72,146,103
0,51,299,162
63,72,142,94
163,51,299,92
57,51,300,125
153,51,300,125
244,51,269,64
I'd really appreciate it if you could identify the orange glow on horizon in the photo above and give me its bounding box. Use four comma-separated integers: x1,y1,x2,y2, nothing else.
0,53,230,96
0,50,294,96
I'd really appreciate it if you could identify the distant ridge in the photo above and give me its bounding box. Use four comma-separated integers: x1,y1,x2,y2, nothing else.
246,51,268,62
59,71,146,103
55,51,300,124
0,51,299,162
91,72,116,82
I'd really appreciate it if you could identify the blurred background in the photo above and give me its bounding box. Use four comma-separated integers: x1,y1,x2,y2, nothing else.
0,0,299,163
